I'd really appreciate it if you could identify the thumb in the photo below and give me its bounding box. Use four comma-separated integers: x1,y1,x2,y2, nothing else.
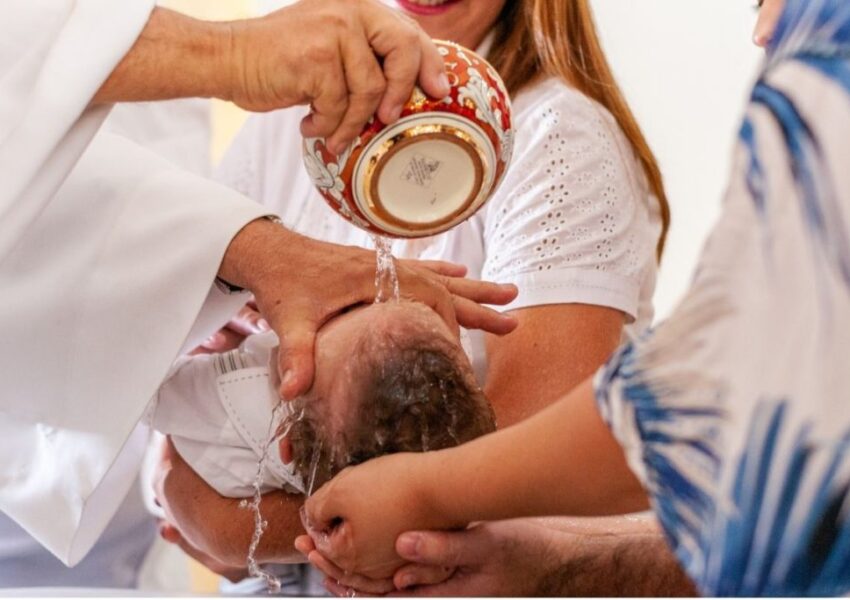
302,487,342,539
271,317,317,400
302,498,356,570
395,528,488,568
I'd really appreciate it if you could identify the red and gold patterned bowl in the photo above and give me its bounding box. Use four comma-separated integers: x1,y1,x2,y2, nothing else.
302,40,514,239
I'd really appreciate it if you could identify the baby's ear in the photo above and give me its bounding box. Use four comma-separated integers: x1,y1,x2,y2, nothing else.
279,436,294,464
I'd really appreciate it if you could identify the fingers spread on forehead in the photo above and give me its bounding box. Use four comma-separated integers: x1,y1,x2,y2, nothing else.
452,297,517,336
442,277,518,306
403,279,460,338
401,259,468,278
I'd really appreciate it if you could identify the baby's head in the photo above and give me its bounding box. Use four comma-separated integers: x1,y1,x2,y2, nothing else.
278,300,495,492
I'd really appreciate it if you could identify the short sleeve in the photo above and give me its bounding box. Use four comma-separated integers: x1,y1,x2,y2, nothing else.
481,80,660,320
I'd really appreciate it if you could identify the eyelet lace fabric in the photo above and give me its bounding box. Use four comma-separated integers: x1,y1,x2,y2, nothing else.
480,78,660,324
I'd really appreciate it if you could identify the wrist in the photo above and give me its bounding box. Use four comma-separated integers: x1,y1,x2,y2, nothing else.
218,217,292,291
211,19,242,104
94,7,232,104
204,19,238,102
420,448,474,529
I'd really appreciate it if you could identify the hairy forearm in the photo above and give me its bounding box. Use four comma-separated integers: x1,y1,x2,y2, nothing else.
161,440,307,566
93,7,231,104
535,517,697,597
181,489,307,566
426,379,647,524
214,217,306,290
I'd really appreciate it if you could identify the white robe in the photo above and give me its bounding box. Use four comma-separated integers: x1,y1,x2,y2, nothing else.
0,1,269,565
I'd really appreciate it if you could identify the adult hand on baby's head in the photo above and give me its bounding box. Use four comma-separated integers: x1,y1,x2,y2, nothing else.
219,220,518,401
301,451,460,580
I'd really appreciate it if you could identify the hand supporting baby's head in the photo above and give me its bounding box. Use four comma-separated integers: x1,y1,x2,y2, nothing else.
278,300,496,493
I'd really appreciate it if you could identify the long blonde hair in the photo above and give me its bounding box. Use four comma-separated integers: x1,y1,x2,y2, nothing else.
489,0,670,258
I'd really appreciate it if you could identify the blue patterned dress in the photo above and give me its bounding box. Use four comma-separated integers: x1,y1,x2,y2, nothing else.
594,0,850,595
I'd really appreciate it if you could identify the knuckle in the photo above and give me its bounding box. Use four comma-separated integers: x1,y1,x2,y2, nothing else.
403,28,420,45
319,8,350,33
360,78,387,99
305,42,339,67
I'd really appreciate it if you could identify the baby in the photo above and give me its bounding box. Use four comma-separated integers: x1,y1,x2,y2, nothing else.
152,300,496,498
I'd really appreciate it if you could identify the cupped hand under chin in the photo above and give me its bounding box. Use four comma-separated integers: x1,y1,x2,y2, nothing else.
300,451,460,580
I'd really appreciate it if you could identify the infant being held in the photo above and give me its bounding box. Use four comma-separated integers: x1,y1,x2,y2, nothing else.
153,300,496,558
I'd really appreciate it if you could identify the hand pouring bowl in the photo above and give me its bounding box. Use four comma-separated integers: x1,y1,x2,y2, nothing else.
302,40,514,239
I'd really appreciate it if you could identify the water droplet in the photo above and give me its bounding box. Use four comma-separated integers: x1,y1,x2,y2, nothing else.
306,440,324,497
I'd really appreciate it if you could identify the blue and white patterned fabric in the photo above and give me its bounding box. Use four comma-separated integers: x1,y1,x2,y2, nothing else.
594,0,850,595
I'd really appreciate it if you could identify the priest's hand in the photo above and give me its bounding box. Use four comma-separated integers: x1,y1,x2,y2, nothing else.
226,0,449,153
94,0,449,154
217,218,518,400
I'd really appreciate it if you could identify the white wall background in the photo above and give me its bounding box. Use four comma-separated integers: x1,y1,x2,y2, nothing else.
591,0,763,319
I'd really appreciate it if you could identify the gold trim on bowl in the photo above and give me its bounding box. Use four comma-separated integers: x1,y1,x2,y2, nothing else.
360,124,487,232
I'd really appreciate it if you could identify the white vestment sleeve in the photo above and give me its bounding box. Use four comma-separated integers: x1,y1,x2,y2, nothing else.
0,0,156,258
0,132,269,566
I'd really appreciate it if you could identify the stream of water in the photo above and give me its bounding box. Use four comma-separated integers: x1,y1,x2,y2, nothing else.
243,235,401,593
373,235,399,304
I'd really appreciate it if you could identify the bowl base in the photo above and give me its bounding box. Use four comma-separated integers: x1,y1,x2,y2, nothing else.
371,133,481,229
352,112,496,237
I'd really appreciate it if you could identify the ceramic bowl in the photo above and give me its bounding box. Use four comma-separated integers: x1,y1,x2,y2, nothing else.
302,40,514,239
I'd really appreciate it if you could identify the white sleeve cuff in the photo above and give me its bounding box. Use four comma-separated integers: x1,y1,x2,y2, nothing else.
499,268,640,322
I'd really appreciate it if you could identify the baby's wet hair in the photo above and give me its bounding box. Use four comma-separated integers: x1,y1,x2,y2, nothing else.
287,320,495,493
